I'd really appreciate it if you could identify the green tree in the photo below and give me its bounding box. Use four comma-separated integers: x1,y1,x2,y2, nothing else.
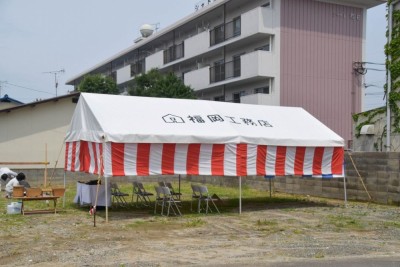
78,74,119,95
128,69,196,99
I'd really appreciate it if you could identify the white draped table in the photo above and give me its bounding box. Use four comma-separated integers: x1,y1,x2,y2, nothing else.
73,182,111,207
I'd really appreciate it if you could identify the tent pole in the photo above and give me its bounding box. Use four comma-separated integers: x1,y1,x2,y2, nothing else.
239,176,242,214
269,178,272,198
105,176,109,223
63,171,66,208
343,174,348,208
179,174,181,200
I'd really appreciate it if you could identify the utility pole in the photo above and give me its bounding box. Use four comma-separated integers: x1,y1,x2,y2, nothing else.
43,69,65,97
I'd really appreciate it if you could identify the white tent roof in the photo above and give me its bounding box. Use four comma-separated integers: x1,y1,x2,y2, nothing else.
65,93,344,147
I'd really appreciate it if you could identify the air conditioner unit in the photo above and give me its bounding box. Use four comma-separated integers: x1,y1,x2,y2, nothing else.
360,125,375,135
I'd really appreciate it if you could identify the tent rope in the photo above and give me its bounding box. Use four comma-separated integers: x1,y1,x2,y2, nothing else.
47,142,65,186
347,152,372,200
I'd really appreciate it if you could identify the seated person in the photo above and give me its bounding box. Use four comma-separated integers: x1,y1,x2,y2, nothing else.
5,172,26,198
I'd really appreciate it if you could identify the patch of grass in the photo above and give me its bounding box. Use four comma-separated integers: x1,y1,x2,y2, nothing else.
126,220,147,228
256,219,278,226
327,214,364,230
314,251,325,258
292,229,303,235
384,221,400,229
184,218,207,228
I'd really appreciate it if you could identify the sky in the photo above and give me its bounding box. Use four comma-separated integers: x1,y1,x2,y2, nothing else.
0,0,388,111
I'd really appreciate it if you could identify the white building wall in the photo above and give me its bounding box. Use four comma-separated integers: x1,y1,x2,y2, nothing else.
116,65,132,84
241,93,277,106
185,30,210,59
184,67,210,90
241,50,276,78
146,50,164,71
0,96,77,170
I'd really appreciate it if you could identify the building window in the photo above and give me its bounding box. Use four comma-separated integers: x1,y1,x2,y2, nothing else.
255,44,270,52
254,86,270,94
213,24,225,45
233,55,241,77
214,95,225,102
233,17,241,37
232,91,245,103
213,59,225,82
163,42,184,64
130,60,145,77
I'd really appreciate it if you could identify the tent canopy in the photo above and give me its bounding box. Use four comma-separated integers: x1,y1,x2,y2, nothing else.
65,93,344,177
65,93,343,147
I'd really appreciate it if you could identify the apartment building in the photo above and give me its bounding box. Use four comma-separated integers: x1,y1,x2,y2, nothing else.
66,0,385,148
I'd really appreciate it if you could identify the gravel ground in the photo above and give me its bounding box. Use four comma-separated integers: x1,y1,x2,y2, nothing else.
0,195,400,266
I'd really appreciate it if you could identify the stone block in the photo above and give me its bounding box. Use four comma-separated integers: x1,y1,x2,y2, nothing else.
377,177,390,186
388,152,400,159
365,176,377,185
386,159,400,171
322,187,340,195
389,177,400,187
377,171,390,180
387,185,400,194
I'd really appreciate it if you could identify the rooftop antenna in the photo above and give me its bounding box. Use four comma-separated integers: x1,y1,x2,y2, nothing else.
43,68,65,97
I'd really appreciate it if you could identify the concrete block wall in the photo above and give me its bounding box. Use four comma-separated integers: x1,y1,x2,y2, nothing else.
15,152,400,205
186,152,400,205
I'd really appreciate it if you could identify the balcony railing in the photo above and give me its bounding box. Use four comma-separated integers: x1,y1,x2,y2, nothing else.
164,42,184,64
130,59,145,77
210,18,241,46
209,58,241,83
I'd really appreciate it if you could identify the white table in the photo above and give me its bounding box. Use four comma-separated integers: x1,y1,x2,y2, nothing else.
73,182,111,207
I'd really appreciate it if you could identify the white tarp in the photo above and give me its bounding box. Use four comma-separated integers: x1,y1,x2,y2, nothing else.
65,93,344,147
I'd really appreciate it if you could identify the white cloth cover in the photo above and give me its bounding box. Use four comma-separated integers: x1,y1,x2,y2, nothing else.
73,182,111,207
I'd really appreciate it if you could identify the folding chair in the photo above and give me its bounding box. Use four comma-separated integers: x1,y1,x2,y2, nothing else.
154,185,165,215
161,186,181,216
198,185,220,214
110,182,129,206
165,182,182,200
160,181,182,201
132,181,153,207
190,184,201,212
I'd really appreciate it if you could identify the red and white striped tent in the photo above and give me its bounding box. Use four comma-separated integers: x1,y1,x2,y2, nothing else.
65,93,344,178
64,93,345,217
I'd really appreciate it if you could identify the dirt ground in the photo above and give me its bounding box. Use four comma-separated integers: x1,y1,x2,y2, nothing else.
1,192,400,267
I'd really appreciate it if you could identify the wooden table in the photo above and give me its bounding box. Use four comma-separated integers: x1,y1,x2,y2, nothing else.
12,196,60,215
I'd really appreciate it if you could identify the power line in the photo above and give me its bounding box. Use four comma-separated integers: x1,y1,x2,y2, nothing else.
5,82,54,95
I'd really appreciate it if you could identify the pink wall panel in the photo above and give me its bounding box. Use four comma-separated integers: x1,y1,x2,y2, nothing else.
280,0,364,146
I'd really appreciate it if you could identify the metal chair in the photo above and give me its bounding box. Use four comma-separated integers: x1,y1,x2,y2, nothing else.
154,186,165,215
159,181,182,201
110,182,129,206
161,186,181,216
190,184,201,212
198,185,220,214
132,181,153,207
